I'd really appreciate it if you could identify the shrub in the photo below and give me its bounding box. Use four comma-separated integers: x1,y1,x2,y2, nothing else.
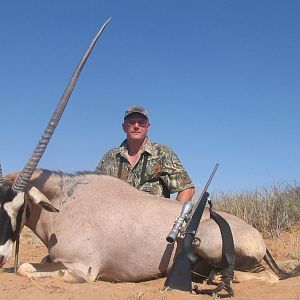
212,183,300,238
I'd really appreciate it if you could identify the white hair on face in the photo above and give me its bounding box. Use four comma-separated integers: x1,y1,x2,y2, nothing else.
0,239,14,264
3,192,25,231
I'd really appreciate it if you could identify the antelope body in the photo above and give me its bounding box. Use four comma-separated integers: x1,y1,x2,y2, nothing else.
4,169,269,282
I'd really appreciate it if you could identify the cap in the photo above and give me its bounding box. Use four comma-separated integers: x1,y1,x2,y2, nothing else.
124,105,148,119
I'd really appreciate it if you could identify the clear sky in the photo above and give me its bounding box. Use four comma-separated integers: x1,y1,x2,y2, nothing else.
0,1,299,194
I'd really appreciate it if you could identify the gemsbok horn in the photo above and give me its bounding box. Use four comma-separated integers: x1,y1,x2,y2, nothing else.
0,163,4,185
12,17,111,192
10,17,111,272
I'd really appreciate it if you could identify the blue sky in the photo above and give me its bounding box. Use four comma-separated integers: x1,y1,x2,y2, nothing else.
0,1,299,194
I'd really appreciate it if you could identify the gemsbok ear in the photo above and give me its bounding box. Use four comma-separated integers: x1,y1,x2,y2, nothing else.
28,186,59,213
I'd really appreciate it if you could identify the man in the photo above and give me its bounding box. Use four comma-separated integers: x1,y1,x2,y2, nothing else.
96,105,195,202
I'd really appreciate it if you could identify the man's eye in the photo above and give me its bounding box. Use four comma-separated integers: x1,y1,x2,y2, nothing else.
126,121,147,127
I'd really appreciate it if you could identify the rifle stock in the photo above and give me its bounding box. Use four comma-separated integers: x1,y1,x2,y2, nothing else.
164,163,219,291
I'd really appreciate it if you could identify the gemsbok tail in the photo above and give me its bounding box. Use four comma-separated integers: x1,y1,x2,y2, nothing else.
264,249,300,279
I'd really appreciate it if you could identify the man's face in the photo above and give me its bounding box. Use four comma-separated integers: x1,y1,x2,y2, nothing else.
122,113,150,142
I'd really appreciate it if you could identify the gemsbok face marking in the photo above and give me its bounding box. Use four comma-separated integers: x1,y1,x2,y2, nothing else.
0,184,25,266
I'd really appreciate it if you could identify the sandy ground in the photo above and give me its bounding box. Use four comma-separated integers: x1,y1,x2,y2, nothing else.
1,226,300,300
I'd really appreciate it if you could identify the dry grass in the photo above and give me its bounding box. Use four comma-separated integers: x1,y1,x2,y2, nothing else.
213,183,300,238
287,236,300,260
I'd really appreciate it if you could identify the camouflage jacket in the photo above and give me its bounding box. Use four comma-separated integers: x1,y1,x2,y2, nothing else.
95,138,194,198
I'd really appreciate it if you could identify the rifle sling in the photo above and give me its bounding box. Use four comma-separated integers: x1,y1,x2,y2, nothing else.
209,209,235,280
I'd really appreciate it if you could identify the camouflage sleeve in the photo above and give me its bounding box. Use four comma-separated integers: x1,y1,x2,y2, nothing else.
95,150,117,176
159,146,194,194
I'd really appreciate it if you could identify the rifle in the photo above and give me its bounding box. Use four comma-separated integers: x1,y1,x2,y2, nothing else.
164,163,219,291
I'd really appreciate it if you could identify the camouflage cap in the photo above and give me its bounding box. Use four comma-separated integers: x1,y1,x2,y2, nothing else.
124,105,148,119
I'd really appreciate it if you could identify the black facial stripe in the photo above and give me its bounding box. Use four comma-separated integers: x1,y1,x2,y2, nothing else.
0,184,17,205
0,203,25,245
0,210,14,244
26,205,30,220
0,184,24,244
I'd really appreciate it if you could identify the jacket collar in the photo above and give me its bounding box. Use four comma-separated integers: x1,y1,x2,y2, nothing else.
119,137,154,156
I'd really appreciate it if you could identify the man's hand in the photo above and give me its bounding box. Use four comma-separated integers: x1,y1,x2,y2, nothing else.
176,187,195,203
